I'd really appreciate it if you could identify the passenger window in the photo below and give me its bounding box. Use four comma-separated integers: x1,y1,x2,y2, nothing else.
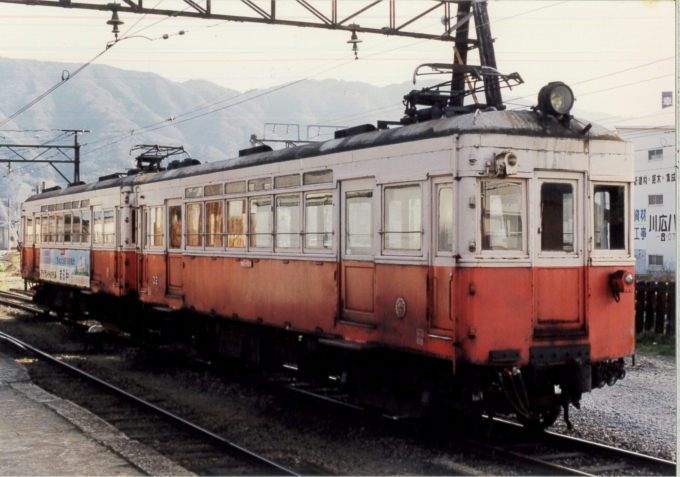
57,215,64,242
250,197,272,248
384,184,422,251
35,217,41,244
168,206,182,249
72,213,81,243
93,211,102,244
64,214,72,243
541,183,574,252
305,193,333,249
438,187,453,252
82,212,90,243
186,203,203,247
151,207,164,246
594,185,625,250
103,210,115,244
227,200,246,248
26,217,33,243
346,191,373,255
481,180,523,251
49,216,56,242
276,196,300,249
206,201,223,247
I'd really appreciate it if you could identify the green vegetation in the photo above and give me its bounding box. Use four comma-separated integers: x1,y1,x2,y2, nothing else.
636,330,676,357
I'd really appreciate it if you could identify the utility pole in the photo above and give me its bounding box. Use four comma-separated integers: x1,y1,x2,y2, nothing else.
58,129,90,184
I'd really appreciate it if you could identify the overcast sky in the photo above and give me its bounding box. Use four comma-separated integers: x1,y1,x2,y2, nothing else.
0,0,675,128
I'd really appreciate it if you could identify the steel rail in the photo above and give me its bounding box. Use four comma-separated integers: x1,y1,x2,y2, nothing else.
489,417,677,476
0,329,301,477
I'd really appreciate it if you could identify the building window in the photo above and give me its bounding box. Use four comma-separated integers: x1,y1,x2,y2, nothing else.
648,194,663,206
481,180,523,251
648,149,663,160
649,255,663,266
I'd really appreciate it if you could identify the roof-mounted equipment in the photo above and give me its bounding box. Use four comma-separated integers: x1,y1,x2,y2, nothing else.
334,124,377,139
400,63,523,124
535,81,575,128
239,145,273,157
128,145,194,174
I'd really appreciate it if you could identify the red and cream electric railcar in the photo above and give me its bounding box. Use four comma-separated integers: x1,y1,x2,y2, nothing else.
20,103,635,428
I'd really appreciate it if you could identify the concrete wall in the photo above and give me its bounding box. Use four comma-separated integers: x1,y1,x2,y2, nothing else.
617,127,676,278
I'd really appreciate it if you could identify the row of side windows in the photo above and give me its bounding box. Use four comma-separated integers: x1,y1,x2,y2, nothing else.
24,209,120,246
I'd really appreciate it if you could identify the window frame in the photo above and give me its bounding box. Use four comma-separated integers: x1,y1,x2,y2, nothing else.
102,209,116,246
590,181,630,258
185,200,204,250
478,178,528,257
536,178,579,258
248,195,274,251
226,198,247,250
167,200,183,251
204,199,224,249
434,182,454,257
274,193,302,252
381,181,425,257
303,190,335,254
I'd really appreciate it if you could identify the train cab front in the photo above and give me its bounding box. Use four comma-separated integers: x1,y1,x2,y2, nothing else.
454,103,635,430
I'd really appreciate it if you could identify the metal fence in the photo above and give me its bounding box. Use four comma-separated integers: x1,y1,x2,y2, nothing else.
635,281,676,335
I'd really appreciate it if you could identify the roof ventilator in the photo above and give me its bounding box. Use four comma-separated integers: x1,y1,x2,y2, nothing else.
238,145,273,157
334,124,377,139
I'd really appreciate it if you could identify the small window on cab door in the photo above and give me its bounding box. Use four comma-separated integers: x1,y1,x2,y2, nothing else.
593,184,626,250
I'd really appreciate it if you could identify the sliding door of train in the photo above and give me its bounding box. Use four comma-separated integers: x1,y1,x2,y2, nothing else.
533,172,586,335
339,178,377,328
430,179,455,333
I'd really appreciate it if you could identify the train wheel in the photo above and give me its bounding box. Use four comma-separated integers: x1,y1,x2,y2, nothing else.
518,404,561,432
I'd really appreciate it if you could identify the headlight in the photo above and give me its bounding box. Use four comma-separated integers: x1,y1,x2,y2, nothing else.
538,82,575,116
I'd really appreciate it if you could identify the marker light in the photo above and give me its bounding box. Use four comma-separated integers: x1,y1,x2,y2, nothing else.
623,272,634,286
538,82,574,116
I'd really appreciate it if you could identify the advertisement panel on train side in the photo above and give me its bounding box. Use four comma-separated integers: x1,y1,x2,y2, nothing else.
39,249,90,287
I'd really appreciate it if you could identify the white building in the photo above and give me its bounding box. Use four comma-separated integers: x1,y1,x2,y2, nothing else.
617,126,676,278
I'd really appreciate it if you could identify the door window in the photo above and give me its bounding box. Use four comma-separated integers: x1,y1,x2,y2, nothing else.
438,187,453,252
346,190,373,255
594,184,626,250
168,205,182,249
541,183,574,252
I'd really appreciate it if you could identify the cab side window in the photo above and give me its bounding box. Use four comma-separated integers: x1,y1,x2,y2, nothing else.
594,185,625,250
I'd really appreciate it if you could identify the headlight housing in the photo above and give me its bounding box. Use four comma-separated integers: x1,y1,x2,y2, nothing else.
538,82,574,116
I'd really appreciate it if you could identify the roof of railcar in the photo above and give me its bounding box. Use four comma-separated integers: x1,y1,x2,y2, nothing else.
26,110,622,203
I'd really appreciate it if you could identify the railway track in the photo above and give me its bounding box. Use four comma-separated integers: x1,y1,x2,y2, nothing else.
463,417,676,476
0,298,675,476
0,330,316,477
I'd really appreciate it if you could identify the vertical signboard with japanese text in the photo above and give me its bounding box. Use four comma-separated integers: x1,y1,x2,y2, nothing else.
40,249,90,288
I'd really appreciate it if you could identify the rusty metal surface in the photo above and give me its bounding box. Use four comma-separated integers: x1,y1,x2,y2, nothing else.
26,111,622,203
